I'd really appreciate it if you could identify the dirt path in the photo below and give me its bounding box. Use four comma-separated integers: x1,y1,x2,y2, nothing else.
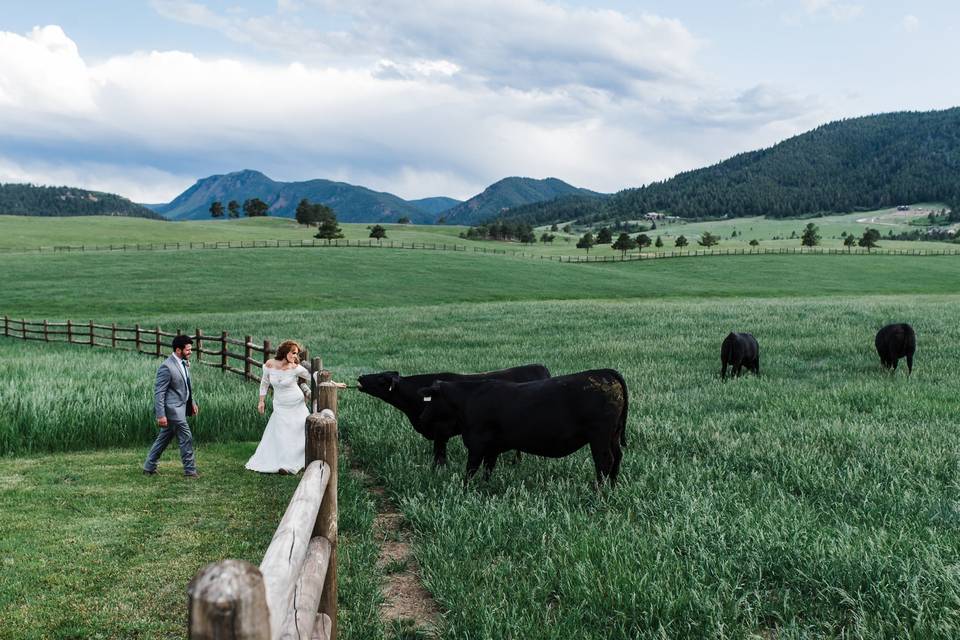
350,464,440,637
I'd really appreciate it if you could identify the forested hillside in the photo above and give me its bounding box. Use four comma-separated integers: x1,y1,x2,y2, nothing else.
0,183,163,219
499,108,960,225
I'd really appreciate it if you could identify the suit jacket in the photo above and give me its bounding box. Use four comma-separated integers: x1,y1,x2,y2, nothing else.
154,354,194,421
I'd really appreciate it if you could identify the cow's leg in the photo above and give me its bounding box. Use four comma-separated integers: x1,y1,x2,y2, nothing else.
753,357,760,376
589,439,614,488
432,437,448,468
464,449,484,486
610,438,623,486
510,450,522,464
907,353,914,375
733,363,743,377
890,358,898,372
482,451,500,480
720,361,727,380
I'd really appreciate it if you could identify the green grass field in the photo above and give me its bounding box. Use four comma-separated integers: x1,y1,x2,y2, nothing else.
1,205,957,259
3,217,960,638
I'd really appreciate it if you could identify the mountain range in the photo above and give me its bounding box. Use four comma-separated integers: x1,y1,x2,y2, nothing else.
144,171,600,225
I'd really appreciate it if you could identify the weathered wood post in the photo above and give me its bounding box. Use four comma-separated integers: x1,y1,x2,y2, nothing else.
135,323,141,352
3,315,8,337
316,371,338,417
305,408,339,640
263,339,271,365
89,320,95,346
187,559,271,640
221,331,229,372
111,323,117,348
195,328,203,363
44,320,49,342
245,335,253,379
155,326,162,356
310,357,323,413
66,319,73,343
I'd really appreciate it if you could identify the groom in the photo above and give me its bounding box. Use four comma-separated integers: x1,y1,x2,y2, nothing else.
143,334,200,477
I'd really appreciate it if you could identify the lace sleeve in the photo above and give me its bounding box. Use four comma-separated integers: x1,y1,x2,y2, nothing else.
295,364,312,381
259,367,270,396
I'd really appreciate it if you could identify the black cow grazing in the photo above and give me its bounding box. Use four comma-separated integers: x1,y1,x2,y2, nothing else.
418,369,628,488
720,332,760,380
875,323,916,374
356,364,550,467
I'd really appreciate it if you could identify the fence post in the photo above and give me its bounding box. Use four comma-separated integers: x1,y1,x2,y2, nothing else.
135,324,141,352
187,559,271,640
88,321,94,346
44,320,49,342
221,331,228,371
111,323,117,349
3,315,8,337
155,326,162,357
21,318,26,339
310,357,322,413
305,408,338,640
67,319,73,343
195,328,203,363
263,339,271,366
316,370,338,417
244,335,253,379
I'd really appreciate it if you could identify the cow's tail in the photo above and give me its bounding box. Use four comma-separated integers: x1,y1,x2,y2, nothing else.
609,369,629,447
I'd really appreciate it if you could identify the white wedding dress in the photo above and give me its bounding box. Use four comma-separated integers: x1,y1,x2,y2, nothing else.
245,364,312,473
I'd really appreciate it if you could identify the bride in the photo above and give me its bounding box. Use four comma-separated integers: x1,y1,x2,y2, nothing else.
245,340,313,474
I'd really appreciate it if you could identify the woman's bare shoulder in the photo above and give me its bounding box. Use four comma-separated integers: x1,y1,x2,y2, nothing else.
264,359,282,369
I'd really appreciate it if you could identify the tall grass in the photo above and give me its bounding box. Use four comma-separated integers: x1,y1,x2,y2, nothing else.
0,340,267,456
5,293,960,636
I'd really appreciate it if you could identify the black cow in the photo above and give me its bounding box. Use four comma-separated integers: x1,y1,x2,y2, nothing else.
418,368,628,487
875,323,916,374
356,364,550,467
720,332,760,380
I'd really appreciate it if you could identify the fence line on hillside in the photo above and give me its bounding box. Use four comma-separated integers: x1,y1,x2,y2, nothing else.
187,359,340,639
0,315,285,383
0,236,958,261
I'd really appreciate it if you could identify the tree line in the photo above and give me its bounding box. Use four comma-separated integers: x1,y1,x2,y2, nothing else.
0,183,162,219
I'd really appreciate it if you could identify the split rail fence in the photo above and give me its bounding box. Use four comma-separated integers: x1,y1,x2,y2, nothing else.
1,236,958,262
1,315,277,383
189,358,340,640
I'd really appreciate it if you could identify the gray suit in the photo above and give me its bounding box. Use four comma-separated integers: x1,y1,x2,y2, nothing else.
144,354,197,474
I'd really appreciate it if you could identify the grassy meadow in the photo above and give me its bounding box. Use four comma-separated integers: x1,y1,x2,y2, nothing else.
1,205,957,260
3,216,960,638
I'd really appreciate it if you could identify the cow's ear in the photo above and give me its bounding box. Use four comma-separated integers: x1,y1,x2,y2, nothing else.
388,372,400,392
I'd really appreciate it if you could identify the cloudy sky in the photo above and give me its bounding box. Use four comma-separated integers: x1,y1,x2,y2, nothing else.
1,1,958,203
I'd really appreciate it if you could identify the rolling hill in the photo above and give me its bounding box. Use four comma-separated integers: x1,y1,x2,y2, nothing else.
498,107,960,226
0,183,163,219
441,177,605,225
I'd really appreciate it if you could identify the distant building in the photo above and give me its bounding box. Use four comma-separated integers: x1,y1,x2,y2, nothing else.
896,205,910,211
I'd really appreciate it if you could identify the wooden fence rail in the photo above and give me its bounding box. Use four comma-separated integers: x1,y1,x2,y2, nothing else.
1,314,274,382
0,234,958,262
188,358,338,640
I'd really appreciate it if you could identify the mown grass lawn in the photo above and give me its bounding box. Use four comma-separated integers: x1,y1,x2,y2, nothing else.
0,443,381,640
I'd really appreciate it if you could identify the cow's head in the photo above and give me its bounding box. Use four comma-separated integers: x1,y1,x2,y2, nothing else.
356,371,401,399
417,382,461,438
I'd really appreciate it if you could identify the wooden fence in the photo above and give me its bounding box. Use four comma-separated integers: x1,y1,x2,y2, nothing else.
1,236,957,262
1,315,278,382
188,358,340,639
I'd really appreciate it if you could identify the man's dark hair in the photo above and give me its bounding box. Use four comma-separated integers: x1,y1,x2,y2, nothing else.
172,335,194,351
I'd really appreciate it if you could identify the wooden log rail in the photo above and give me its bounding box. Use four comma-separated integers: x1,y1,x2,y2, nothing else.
1,315,274,383
188,360,338,640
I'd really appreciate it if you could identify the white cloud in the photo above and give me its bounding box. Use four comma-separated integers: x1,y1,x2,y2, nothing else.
801,0,864,22
0,155,192,203
902,15,920,33
0,23,823,202
151,0,704,96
